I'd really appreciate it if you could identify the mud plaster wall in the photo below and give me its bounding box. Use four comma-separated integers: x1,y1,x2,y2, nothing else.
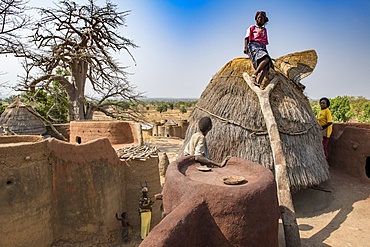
69,121,142,146
328,123,370,182
48,138,126,243
0,136,162,246
0,138,53,247
151,121,188,138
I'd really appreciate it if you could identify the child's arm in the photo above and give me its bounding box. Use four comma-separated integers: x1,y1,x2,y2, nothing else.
195,154,219,167
115,213,121,220
244,26,252,54
321,122,332,130
244,37,249,54
195,155,231,168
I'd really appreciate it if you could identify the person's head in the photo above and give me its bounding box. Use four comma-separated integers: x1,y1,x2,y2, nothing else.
319,97,330,109
142,187,148,193
121,212,126,218
255,11,269,26
198,116,212,134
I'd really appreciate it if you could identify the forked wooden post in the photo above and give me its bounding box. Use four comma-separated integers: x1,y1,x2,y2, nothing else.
243,72,301,247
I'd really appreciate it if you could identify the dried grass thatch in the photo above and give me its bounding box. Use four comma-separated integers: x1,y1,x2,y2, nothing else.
182,50,329,191
0,98,47,135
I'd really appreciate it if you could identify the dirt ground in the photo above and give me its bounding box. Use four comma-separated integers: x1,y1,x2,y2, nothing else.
150,137,370,247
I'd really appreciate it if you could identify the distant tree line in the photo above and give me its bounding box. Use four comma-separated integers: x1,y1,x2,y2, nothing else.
310,96,370,123
2,96,370,123
145,100,198,114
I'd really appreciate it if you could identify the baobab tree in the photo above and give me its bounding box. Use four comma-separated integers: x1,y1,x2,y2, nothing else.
17,0,142,121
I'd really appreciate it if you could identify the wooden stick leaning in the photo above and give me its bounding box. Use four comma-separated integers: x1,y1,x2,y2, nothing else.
242,72,301,247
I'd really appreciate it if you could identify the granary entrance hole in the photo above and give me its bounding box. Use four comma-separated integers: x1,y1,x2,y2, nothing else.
6,179,14,187
366,157,370,179
75,136,82,144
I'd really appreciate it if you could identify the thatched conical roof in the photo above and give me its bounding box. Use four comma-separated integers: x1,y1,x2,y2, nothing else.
165,119,177,126
182,50,329,191
0,98,47,135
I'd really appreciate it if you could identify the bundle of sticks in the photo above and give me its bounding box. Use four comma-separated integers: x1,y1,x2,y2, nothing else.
116,144,159,161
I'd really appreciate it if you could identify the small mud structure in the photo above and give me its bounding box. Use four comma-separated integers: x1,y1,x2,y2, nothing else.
141,156,279,246
328,123,370,182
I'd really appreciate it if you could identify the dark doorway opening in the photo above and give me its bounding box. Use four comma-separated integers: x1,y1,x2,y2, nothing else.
366,157,370,179
75,136,82,144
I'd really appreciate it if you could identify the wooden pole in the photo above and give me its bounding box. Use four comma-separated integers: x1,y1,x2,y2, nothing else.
243,72,301,247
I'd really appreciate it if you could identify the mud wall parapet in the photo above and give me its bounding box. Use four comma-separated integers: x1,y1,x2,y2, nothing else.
328,123,370,182
0,136,162,246
70,121,143,146
0,138,53,247
48,138,125,244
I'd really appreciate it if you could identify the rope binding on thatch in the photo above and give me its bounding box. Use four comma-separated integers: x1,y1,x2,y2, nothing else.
195,105,316,136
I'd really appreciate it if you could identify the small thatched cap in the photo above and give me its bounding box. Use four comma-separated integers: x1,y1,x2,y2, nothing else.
181,50,328,191
0,98,46,135
164,119,177,126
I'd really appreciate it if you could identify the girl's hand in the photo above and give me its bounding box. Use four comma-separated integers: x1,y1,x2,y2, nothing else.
244,48,248,54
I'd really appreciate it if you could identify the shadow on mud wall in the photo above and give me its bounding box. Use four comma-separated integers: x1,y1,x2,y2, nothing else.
278,168,370,246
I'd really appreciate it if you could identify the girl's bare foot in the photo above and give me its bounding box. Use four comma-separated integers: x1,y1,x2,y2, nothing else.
251,74,260,87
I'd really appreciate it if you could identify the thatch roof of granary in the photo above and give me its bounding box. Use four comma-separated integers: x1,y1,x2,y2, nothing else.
164,119,177,126
181,50,329,191
0,98,46,135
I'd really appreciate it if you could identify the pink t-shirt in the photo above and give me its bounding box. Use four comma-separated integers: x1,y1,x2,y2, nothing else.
245,25,269,45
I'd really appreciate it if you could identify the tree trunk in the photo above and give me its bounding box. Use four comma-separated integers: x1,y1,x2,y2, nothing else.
67,60,89,121
85,103,95,120
243,73,301,247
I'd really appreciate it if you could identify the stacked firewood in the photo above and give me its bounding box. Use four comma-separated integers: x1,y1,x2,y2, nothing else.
116,144,159,161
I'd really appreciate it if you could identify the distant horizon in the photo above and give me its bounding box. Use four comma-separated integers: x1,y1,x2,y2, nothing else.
1,95,369,102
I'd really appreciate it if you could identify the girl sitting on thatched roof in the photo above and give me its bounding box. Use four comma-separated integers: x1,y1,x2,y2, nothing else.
184,116,229,168
244,11,273,87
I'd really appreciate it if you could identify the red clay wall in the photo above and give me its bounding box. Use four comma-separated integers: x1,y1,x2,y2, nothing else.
328,123,370,182
0,135,163,246
48,138,126,244
0,137,53,247
69,121,142,146
141,156,279,247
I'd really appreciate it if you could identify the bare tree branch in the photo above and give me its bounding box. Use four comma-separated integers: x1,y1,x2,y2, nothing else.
0,0,30,54
15,0,141,121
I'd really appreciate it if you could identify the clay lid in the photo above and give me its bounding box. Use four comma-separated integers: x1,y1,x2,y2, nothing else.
222,176,247,185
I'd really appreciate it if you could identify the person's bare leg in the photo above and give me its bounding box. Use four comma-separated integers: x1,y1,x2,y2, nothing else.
258,64,269,85
253,57,270,85
253,57,269,76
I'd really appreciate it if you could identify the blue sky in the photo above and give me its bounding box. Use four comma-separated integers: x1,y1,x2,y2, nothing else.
1,0,370,99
